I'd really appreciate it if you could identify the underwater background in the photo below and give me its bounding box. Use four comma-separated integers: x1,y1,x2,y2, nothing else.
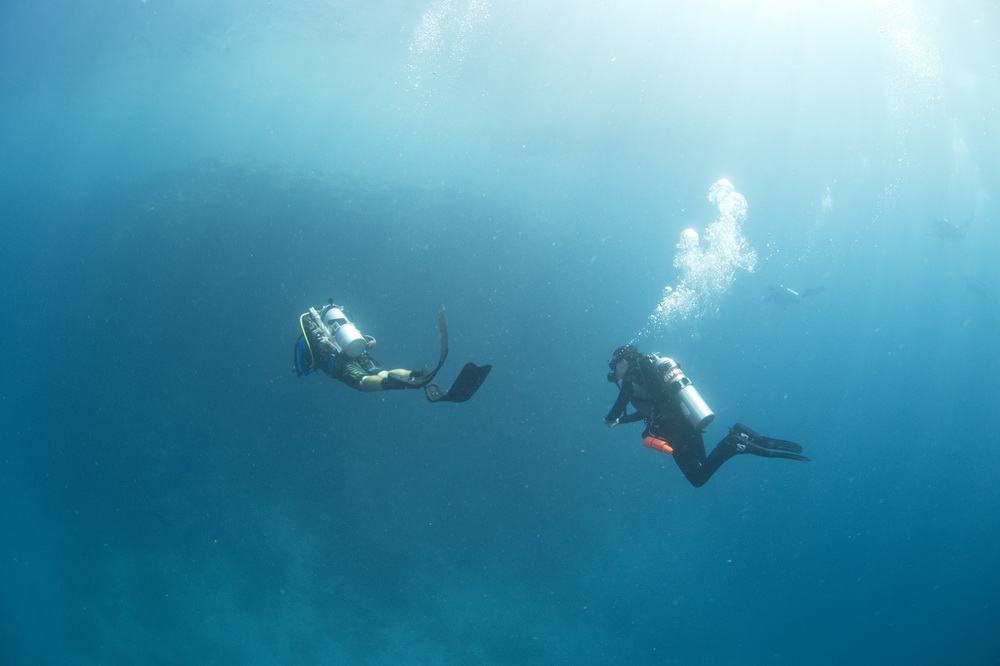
2,1,999,664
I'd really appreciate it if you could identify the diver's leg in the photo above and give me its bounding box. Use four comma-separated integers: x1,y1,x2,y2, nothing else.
360,369,425,391
386,368,430,387
670,429,735,488
673,424,810,485
359,374,387,392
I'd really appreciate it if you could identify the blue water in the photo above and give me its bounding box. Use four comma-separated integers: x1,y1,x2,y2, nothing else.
3,1,999,664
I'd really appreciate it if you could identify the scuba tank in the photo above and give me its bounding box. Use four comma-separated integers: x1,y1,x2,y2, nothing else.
309,304,370,358
650,354,715,431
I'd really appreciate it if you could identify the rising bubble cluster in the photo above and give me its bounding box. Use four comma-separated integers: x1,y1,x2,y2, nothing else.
641,179,757,336
406,0,491,96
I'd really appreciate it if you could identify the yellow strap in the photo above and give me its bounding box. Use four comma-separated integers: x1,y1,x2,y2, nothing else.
299,312,318,370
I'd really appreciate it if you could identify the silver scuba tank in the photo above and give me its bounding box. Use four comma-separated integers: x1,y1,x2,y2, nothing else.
320,306,368,357
651,355,715,431
309,305,368,358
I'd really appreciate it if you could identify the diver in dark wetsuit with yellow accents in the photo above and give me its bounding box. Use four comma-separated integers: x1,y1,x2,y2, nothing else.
293,302,427,392
603,345,810,487
293,300,491,402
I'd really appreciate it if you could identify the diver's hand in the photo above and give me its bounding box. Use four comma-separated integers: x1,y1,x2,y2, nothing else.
603,417,620,428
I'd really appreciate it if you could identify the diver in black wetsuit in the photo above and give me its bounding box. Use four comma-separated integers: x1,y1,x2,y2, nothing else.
603,345,809,487
764,285,825,306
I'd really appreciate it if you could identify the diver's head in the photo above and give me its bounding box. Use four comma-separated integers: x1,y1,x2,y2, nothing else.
607,344,638,382
609,345,638,367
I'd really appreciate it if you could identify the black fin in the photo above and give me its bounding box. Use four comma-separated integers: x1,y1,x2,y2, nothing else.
729,424,810,461
742,443,811,462
731,423,802,452
422,306,449,383
381,307,449,390
424,382,445,402
425,363,492,403
758,436,804,453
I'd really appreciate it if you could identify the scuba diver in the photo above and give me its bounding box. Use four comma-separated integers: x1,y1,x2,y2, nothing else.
293,300,491,402
603,345,809,487
764,284,825,306
930,217,966,241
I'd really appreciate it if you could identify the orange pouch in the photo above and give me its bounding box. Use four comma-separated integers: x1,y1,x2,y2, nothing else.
643,436,674,454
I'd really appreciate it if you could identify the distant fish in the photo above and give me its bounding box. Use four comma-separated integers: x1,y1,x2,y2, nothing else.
765,285,825,306
931,217,966,241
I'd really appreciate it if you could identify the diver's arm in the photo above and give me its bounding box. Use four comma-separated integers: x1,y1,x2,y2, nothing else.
617,411,646,425
604,386,632,424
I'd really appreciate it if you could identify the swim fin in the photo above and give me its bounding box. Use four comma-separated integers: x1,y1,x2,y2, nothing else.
423,305,449,383
726,423,811,462
388,306,450,388
424,363,492,403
